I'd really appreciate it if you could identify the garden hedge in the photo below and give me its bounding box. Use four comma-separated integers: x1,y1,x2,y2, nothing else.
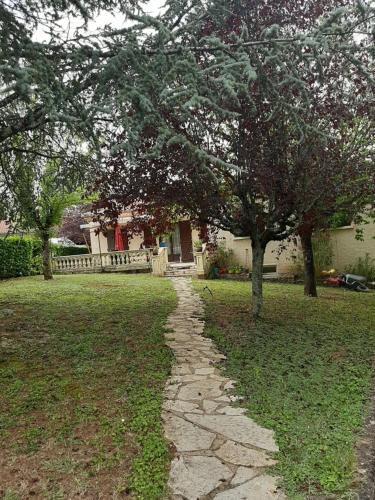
0,237,89,279
52,245,89,256
0,237,34,278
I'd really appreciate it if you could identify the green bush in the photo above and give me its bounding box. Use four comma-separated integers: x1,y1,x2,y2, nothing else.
51,245,89,256
296,232,333,278
0,237,89,279
209,245,236,270
0,237,34,278
228,264,246,274
312,232,333,275
346,254,375,281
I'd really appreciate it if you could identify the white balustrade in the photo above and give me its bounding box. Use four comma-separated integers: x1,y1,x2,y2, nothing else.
194,245,210,278
151,247,169,276
52,249,153,274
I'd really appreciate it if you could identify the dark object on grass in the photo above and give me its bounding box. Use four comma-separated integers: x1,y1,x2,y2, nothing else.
339,274,370,292
203,285,213,297
208,266,220,279
325,273,370,292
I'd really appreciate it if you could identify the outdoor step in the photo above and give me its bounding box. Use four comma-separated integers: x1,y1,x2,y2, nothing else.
165,261,197,277
167,266,197,270
164,272,196,276
165,273,196,276
166,268,197,272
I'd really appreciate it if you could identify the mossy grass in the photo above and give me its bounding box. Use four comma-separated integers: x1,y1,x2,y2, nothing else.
0,274,176,499
194,279,375,499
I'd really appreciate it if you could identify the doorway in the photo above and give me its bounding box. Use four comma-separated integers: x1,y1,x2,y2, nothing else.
167,222,194,263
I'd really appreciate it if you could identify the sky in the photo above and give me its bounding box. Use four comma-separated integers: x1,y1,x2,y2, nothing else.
34,0,165,42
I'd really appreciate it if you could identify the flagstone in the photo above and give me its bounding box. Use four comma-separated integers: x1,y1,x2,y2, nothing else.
163,400,203,414
179,374,209,382
231,466,259,485
214,475,285,499
163,413,216,452
169,456,233,499
172,365,192,375
184,414,279,452
178,378,223,401
217,406,247,415
195,367,216,375
215,395,231,402
202,400,221,413
162,278,282,499
215,440,278,467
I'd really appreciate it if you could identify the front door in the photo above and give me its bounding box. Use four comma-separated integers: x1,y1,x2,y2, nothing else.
179,221,194,262
168,225,181,262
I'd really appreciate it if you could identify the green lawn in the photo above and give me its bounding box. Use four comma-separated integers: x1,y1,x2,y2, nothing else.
194,279,375,499
0,274,176,500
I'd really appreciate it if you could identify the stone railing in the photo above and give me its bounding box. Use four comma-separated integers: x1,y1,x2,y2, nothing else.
52,249,153,274
194,245,210,278
151,247,169,276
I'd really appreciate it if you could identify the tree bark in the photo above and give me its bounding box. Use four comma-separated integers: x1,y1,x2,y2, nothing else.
251,239,266,319
300,231,317,297
42,233,53,280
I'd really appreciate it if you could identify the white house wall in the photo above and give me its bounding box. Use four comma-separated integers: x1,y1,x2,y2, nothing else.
90,229,109,254
128,233,145,251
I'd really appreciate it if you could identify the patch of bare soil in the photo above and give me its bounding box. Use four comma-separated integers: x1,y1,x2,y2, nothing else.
0,422,137,499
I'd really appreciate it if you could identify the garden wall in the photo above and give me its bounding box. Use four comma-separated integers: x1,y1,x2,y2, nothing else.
217,231,297,276
330,223,375,272
217,221,375,276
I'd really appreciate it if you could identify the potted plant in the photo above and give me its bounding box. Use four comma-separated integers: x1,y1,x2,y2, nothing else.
193,240,203,252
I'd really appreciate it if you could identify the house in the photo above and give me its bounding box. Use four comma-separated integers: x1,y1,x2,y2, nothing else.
0,221,28,237
80,211,200,264
52,209,375,278
0,220,9,236
52,211,202,275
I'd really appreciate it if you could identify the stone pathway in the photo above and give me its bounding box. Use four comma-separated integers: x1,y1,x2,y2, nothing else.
163,278,285,500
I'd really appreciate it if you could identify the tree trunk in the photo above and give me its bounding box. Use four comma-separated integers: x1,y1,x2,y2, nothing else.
251,239,266,319
42,234,53,280
300,231,317,297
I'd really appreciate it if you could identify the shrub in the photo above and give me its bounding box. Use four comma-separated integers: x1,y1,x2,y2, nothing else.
193,240,203,251
209,245,236,269
0,237,34,278
296,231,333,278
312,232,334,275
52,245,89,256
228,265,245,274
346,254,375,281
207,244,239,277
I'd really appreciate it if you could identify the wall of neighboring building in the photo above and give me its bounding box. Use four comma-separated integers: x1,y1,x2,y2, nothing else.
218,221,375,276
0,220,9,235
217,230,298,275
330,223,375,272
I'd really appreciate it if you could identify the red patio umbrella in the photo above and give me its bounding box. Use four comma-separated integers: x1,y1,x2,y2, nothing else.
114,224,125,251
